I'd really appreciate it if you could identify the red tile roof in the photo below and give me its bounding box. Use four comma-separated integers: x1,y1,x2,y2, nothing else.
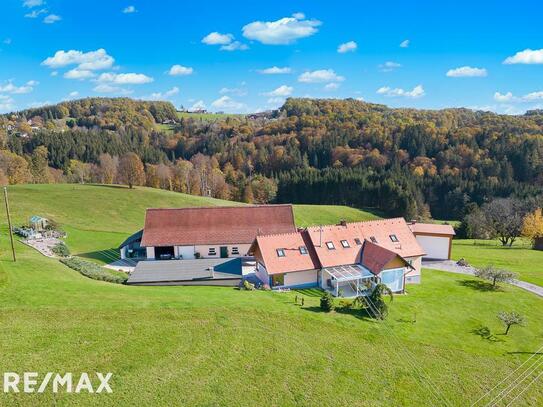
361,240,409,275
409,222,456,236
140,205,296,247
251,230,320,275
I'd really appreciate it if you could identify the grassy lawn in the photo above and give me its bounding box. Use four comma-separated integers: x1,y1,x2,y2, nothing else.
176,111,244,121
0,235,542,406
293,204,382,227
452,239,543,287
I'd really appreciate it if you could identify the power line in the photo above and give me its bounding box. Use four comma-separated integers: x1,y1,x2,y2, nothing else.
471,344,543,406
505,369,543,407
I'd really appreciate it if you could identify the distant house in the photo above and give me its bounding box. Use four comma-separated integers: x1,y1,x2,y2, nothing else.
408,222,455,260
250,218,426,296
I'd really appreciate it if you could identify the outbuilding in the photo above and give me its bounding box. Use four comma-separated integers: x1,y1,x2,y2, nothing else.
408,222,455,260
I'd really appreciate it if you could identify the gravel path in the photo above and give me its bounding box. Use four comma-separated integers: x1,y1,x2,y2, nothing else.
423,260,543,298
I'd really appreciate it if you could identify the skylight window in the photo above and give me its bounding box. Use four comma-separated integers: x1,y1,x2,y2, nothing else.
389,234,399,243
340,240,350,248
276,248,285,257
354,238,362,245
370,236,378,244
299,246,308,255
325,241,335,250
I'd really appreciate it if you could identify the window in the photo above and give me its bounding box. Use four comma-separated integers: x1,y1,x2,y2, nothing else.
276,248,285,257
271,274,284,287
370,236,378,244
231,247,239,255
389,234,399,243
326,241,335,250
299,246,308,255
340,240,350,248
208,247,216,256
354,238,362,245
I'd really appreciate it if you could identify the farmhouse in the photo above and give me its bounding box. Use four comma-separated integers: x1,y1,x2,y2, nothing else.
250,218,426,296
408,221,455,260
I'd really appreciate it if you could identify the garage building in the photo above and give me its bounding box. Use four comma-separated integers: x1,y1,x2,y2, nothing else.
409,222,455,260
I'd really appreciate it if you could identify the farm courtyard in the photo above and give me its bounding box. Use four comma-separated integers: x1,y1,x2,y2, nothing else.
0,184,542,406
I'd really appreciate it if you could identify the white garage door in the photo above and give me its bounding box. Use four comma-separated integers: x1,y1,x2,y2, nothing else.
416,235,450,260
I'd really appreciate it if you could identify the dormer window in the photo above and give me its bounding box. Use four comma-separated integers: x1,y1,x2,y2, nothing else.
276,248,285,257
389,234,399,243
354,238,362,245
340,240,350,248
299,246,308,255
325,241,335,250
370,236,378,244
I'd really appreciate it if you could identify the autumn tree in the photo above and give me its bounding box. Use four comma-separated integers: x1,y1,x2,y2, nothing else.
250,175,277,204
0,150,31,184
522,209,543,249
98,153,117,184
118,152,145,189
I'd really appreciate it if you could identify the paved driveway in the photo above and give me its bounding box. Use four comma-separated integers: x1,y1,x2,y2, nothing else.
423,260,543,298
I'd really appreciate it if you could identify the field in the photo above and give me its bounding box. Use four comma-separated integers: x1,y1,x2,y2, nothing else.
0,184,542,406
452,239,543,287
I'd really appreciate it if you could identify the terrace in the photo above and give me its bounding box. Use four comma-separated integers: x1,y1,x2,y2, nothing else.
321,264,377,297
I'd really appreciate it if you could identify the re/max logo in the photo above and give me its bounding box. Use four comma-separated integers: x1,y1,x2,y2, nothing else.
3,372,113,393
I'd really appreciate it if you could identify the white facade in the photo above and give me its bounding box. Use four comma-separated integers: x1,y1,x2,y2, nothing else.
283,269,318,287
404,256,422,283
146,247,155,259
145,243,252,260
177,245,196,260
415,235,450,260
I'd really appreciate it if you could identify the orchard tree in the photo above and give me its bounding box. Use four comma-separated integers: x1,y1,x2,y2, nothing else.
118,152,145,189
474,265,517,289
497,311,524,335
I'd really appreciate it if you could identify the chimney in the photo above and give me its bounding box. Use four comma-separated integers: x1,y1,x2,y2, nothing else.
339,219,347,227
410,219,417,225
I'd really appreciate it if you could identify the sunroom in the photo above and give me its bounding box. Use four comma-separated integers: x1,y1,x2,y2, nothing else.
320,264,378,298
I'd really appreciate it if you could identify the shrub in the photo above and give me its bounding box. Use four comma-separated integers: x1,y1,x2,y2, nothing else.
60,257,127,284
320,292,335,312
338,299,354,309
239,280,255,291
52,241,70,257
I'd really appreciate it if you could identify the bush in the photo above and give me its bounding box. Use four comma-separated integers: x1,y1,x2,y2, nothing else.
239,280,255,291
320,292,335,312
338,299,354,309
60,257,127,284
52,241,70,257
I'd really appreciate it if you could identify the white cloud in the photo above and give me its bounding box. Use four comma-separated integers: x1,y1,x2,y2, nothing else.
123,5,137,14
168,65,193,76
43,14,61,24
0,80,36,94
523,91,543,101
42,49,114,70
50,71,58,77
257,66,292,74
324,82,340,91
189,100,206,111
446,66,487,77
220,41,248,51
64,68,95,80
400,39,410,48
0,95,15,113
379,61,402,72
24,8,47,18
298,69,345,83
28,100,52,108
504,49,543,65
264,85,293,97
494,92,514,102
93,84,133,94
377,84,425,98
495,90,543,102
242,13,321,45
220,87,247,96
148,86,179,100
337,41,357,53
267,97,286,106
69,91,79,97
202,32,234,45
23,0,44,7
26,80,39,86
97,72,153,84
211,95,246,112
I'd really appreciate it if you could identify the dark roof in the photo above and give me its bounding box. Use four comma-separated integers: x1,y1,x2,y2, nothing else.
361,240,411,275
118,229,143,249
127,258,241,284
140,205,296,247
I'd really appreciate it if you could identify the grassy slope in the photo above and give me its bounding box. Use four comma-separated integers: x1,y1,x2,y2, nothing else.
452,239,543,287
1,184,542,405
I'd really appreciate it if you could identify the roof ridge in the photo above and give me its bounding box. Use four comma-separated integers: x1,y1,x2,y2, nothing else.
305,217,406,230
257,230,302,239
146,204,293,211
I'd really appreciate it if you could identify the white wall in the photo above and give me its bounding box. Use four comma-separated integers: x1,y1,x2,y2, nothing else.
194,244,252,259
284,269,318,287
416,235,450,260
146,247,155,260
120,246,126,260
404,256,422,284
177,245,195,260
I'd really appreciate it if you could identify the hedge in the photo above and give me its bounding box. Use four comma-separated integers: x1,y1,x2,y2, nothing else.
60,257,128,284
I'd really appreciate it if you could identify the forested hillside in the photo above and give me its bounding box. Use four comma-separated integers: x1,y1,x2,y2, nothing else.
1,97,542,219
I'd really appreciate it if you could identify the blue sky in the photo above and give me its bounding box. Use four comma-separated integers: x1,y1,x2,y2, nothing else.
1,0,542,114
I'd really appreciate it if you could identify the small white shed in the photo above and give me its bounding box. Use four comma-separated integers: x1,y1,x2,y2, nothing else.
408,222,455,260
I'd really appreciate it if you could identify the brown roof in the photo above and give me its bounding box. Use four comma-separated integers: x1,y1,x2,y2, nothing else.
250,230,320,275
140,205,296,247
361,240,409,275
409,222,456,236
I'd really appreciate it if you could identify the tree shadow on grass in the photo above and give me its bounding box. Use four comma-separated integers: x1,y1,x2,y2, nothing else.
302,305,377,321
458,279,501,292
471,326,504,342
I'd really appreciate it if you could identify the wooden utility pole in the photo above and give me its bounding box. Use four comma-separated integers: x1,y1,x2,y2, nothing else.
4,187,16,262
